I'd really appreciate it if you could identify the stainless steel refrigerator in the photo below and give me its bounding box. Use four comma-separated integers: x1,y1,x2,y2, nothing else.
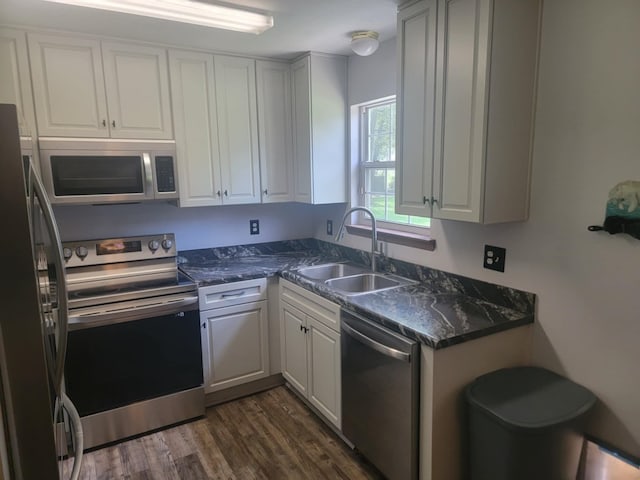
0,104,83,480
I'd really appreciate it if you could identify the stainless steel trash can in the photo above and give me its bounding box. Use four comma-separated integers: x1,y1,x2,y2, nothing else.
466,367,597,480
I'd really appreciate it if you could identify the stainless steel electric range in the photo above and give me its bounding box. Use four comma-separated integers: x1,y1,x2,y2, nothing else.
62,233,203,450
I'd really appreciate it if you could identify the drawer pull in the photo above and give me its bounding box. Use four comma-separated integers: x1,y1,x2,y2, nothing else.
221,291,247,298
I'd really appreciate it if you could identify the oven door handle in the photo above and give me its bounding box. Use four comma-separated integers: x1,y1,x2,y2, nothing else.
68,296,199,330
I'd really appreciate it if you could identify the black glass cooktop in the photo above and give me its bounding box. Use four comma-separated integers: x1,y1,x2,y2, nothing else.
68,272,196,309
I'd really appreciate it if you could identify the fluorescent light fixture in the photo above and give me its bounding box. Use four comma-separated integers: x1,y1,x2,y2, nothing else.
41,0,274,34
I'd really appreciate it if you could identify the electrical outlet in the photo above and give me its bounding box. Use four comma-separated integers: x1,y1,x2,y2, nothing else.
484,245,506,272
326,220,333,236
250,219,260,235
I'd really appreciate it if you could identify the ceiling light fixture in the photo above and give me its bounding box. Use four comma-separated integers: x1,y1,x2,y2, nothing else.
40,0,274,34
350,31,379,56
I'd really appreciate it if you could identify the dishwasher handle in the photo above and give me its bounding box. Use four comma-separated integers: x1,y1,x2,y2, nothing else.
342,322,411,362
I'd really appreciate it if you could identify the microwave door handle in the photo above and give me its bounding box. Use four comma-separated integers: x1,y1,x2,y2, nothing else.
29,161,69,393
142,153,154,199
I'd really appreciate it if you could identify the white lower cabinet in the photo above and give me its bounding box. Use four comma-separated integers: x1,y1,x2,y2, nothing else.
279,279,341,429
199,279,269,394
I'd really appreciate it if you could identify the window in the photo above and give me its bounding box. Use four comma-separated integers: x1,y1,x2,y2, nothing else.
359,99,430,228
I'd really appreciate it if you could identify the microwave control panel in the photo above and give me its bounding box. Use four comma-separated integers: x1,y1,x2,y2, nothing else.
155,156,176,193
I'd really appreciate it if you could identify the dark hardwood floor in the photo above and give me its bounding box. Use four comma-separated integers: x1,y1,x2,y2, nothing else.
66,386,383,479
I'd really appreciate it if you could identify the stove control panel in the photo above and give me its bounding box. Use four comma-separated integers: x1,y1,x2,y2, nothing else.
62,233,177,267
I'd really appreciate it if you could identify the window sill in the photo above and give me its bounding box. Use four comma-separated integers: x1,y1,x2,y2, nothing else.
345,224,436,251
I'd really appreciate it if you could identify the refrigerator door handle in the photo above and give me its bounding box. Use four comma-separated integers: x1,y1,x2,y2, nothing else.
55,393,84,480
28,161,69,393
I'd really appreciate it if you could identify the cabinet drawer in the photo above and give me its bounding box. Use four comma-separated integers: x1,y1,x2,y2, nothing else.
280,279,340,331
199,278,267,311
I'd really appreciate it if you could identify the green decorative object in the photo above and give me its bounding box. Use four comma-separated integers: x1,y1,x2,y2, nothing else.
588,180,640,239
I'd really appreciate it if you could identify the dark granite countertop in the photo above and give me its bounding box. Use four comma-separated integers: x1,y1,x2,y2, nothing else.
179,239,535,350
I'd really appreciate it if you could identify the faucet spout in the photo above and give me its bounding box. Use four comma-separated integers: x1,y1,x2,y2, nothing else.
335,207,378,272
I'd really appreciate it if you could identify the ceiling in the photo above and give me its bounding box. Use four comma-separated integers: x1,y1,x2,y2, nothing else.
0,0,400,59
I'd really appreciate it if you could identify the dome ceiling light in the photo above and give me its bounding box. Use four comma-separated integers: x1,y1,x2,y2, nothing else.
350,31,380,56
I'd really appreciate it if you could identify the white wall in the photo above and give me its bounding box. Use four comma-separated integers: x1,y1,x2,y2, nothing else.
54,202,317,250
348,37,396,105
323,0,640,457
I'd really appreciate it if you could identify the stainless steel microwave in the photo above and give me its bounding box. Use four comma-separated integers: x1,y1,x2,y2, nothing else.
39,138,179,205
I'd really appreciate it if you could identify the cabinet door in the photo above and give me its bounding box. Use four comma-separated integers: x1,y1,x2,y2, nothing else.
395,0,438,217
102,42,173,139
306,54,347,205
214,55,261,204
291,57,313,203
291,55,347,205
201,301,269,393
0,29,37,137
432,0,491,222
169,50,223,207
280,302,308,396
307,316,341,429
28,33,109,138
256,60,293,203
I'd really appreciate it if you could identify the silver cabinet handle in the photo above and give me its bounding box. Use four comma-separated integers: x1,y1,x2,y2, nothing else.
112,120,116,128
102,119,106,127
216,190,221,197
224,189,228,197
342,322,411,362
221,290,247,298
263,189,268,195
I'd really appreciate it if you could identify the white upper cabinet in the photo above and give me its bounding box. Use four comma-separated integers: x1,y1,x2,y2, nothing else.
214,55,261,204
169,50,222,207
101,42,172,139
28,33,173,139
256,60,293,203
0,28,38,137
396,0,438,217
169,50,261,206
396,0,540,223
291,53,347,204
28,34,108,137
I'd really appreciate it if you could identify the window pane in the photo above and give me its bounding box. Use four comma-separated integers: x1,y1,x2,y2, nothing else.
359,98,429,229
409,216,430,227
365,194,387,220
364,168,387,195
369,134,390,162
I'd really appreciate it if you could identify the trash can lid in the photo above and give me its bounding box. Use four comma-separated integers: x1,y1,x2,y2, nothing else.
465,367,597,431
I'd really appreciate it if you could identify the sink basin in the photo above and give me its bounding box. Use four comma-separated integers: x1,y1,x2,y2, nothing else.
296,263,367,281
325,273,407,295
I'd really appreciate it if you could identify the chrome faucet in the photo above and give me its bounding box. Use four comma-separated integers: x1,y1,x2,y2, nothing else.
335,206,378,272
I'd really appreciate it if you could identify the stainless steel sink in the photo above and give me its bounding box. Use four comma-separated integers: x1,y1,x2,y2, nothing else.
325,273,409,295
296,263,367,281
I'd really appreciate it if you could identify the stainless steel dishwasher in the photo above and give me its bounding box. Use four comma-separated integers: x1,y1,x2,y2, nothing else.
341,309,420,480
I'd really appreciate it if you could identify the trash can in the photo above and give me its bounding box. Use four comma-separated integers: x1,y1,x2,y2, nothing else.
465,366,597,480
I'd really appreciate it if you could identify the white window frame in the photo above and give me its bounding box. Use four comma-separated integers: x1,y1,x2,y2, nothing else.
355,97,430,233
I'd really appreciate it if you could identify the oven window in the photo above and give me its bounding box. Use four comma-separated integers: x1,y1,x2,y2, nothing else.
65,310,203,416
51,155,143,196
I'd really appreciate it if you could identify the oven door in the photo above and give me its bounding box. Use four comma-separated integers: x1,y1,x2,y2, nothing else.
65,297,203,418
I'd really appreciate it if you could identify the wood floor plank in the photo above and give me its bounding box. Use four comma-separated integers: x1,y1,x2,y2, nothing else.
65,386,382,480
